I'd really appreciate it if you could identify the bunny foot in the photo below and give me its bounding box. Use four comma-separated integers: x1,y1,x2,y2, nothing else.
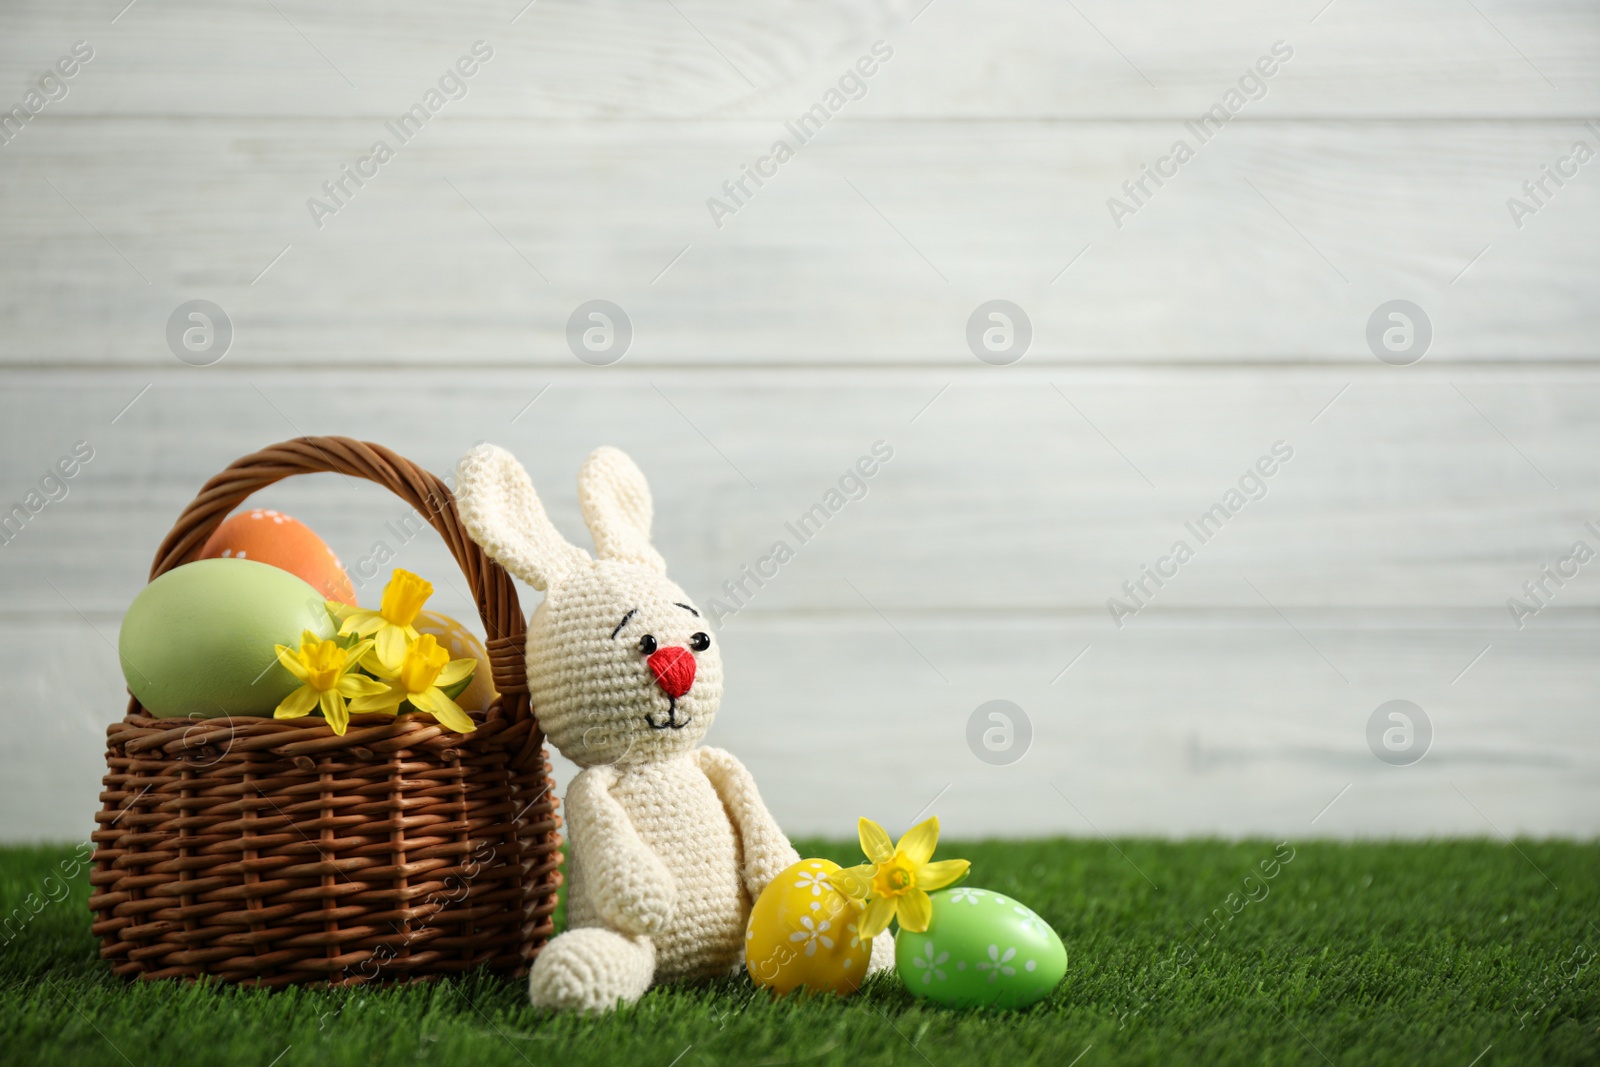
528,928,656,1013
868,930,896,973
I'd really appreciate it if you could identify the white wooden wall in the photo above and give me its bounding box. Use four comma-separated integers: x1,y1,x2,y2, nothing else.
1,0,1596,842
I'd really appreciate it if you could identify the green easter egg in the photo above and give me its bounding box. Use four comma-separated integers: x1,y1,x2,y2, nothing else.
895,887,1067,1009
118,558,336,718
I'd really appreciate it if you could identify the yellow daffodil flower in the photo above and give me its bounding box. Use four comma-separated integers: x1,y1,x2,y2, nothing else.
331,568,434,670
827,816,970,938
273,631,388,736
349,633,477,734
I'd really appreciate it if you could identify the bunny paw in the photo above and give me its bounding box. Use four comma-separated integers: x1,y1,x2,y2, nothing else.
868,930,896,974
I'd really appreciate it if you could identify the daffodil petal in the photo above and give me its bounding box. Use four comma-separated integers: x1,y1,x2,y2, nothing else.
897,816,940,865
349,681,406,715
374,626,409,671
325,599,356,622
320,691,350,735
435,658,475,688
897,889,933,933
408,688,477,733
858,817,895,864
274,685,319,720
359,647,397,679
827,863,877,901
917,858,970,892
859,896,897,939
343,611,385,638
338,673,391,698
274,645,310,682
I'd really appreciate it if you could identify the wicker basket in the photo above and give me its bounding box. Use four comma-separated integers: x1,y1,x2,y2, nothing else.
88,437,562,987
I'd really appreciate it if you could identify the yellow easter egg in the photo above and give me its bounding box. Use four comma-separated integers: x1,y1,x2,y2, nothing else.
413,610,498,715
745,858,871,996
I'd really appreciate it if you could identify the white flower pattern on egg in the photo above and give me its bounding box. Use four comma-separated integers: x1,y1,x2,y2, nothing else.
1011,905,1050,938
792,869,829,896
788,915,833,957
976,944,1018,982
947,888,985,905
910,943,949,984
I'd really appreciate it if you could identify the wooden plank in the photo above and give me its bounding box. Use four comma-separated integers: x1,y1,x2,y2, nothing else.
2,369,1598,617
722,615,1600,839
7,616,1595,842
0,121,1596,366
0,0,1595,119
3,0,1598,844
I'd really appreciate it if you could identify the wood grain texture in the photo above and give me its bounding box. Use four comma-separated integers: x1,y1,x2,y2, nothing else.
8,616,1596,842
1,0,1596,118
0,121,1596,364
2,370,1598,615
1,0,1596,839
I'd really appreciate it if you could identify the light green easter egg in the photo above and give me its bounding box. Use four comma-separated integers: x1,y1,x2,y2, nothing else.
118,558,336,718
895,887,1067,1009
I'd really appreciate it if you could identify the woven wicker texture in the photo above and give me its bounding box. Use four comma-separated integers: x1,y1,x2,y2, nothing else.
88,437,562,987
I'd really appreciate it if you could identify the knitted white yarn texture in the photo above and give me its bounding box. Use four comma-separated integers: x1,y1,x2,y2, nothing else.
456,444,892,1014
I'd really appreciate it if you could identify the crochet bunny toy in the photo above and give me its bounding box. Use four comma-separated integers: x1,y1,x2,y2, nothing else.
455,444,890,1013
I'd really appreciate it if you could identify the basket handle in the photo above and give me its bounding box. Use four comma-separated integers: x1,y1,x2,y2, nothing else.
148,436,532,727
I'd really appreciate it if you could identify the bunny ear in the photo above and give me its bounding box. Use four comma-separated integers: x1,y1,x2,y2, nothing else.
577,446,667,574
455,444,589,591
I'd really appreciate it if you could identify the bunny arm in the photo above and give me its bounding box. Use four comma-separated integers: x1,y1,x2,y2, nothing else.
696,747,800,899
564,765,678,936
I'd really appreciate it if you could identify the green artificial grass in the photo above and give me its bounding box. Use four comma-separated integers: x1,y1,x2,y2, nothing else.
2,838,1596,1066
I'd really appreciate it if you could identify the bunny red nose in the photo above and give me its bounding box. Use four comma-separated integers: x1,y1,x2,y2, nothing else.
647,646,696,699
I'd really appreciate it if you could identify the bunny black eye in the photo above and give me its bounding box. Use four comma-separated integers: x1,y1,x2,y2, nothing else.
638,634,658,654
689,632,710,652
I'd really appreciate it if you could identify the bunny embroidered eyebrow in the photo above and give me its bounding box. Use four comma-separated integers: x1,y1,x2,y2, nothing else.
610,609,638,639
611,602,701,639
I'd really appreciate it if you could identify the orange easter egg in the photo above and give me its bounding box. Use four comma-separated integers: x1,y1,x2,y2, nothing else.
413,610,498,715
199,509,357,606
